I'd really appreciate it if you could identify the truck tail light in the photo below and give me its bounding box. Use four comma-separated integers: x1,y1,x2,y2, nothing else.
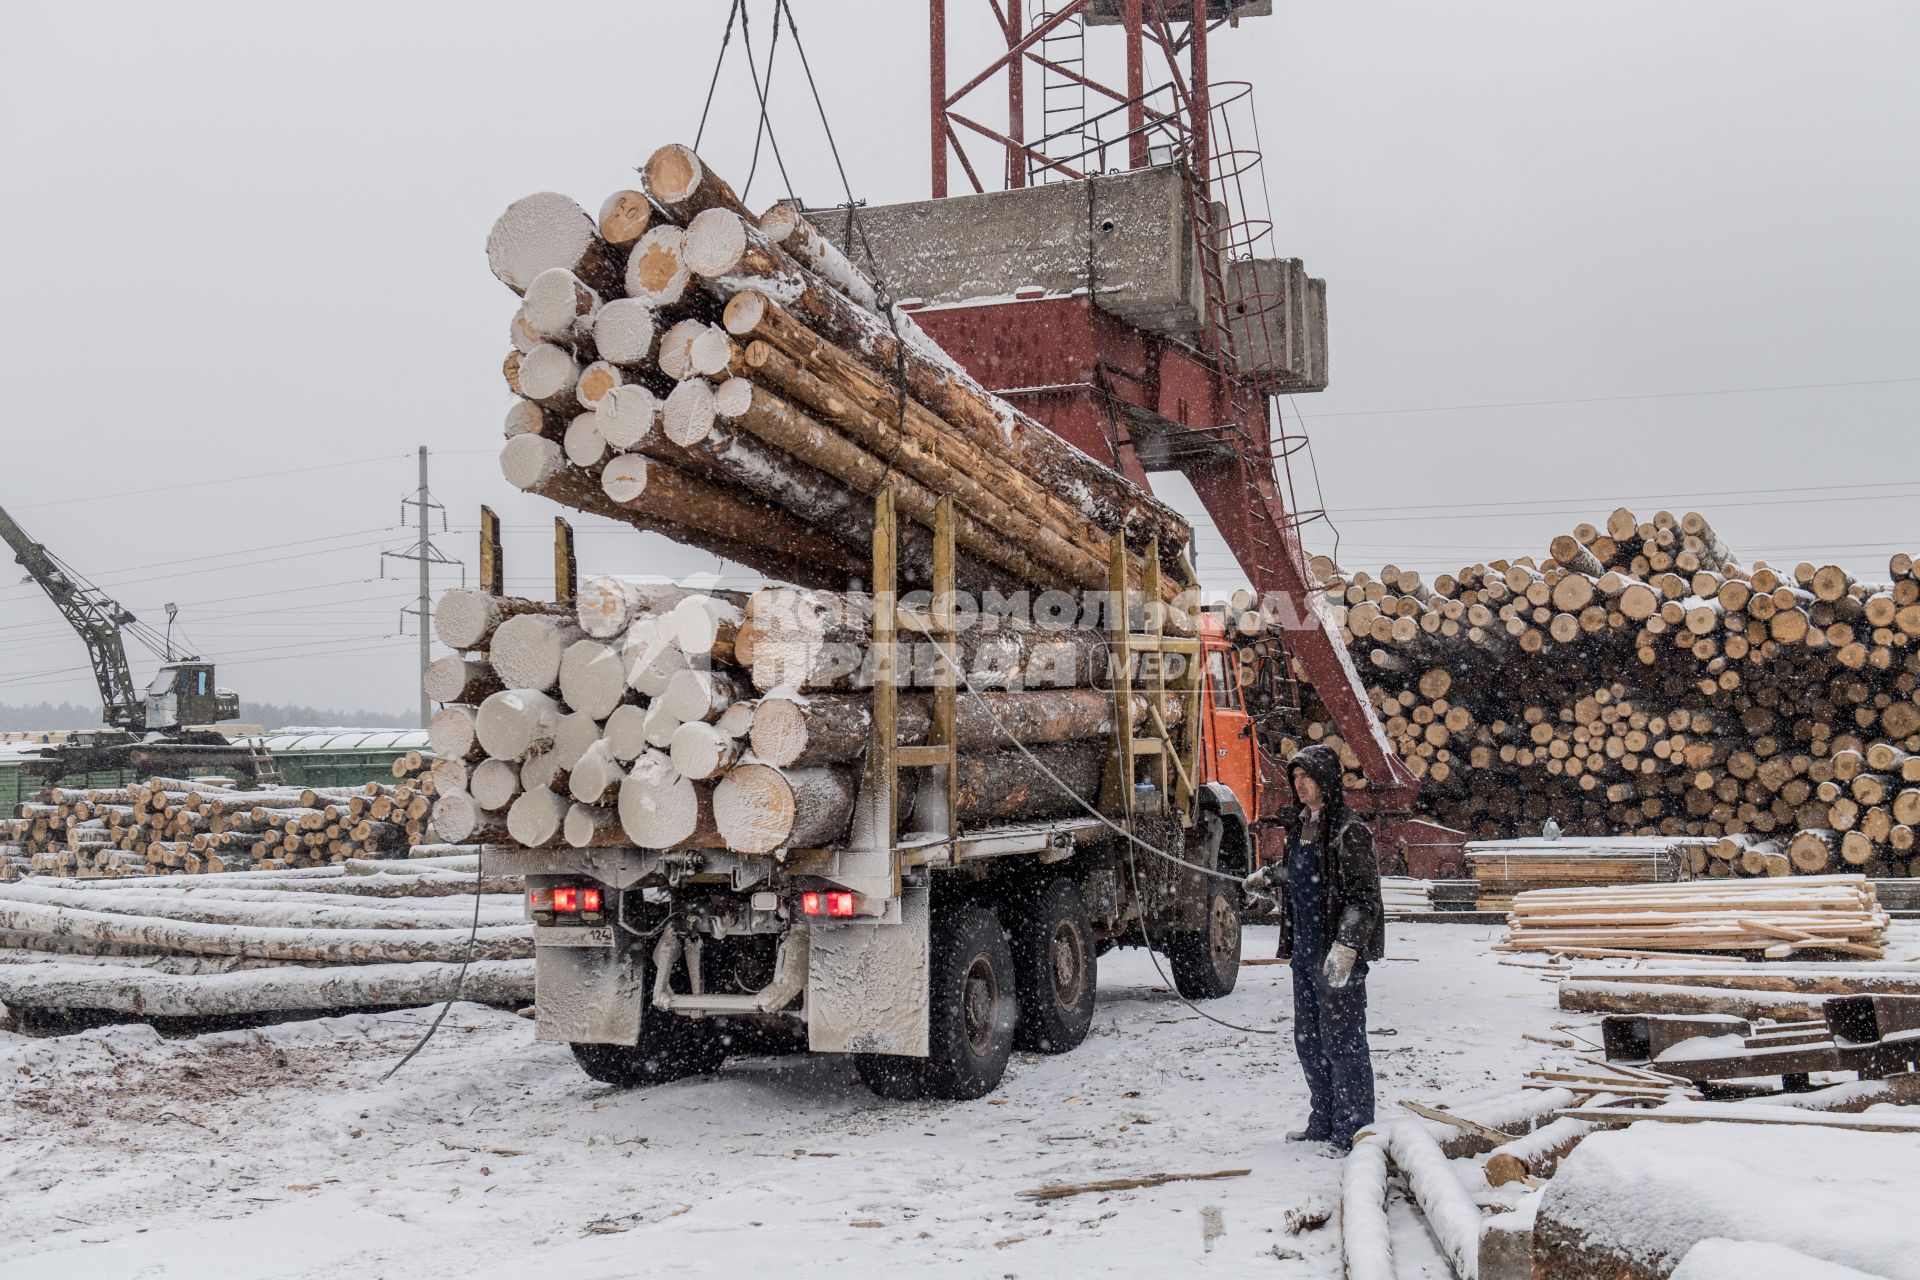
800,891,858,918
532,885,604,923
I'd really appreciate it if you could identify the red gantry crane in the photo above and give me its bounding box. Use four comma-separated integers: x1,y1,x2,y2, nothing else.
853,0,1462,872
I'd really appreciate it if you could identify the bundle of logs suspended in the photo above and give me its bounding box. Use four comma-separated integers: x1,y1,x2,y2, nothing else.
489,143,1191,603
439,144,1205,860
1258,511,1920,878
2,755,454,879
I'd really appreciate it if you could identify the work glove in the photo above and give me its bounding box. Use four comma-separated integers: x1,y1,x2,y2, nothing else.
1241,865,1276,894
1321,943,1358,990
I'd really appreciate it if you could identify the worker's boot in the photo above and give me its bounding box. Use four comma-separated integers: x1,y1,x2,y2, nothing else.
1285,1127,1330,1143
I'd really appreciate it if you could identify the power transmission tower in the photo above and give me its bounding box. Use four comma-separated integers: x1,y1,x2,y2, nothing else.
381,446,464,727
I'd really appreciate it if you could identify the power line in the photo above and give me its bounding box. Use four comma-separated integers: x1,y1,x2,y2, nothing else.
10,455,405,511
1299,375,1920,420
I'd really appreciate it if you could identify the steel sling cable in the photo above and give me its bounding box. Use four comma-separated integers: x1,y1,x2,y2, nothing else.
382,847,489,1080
774,0,912,482
693,0,745,151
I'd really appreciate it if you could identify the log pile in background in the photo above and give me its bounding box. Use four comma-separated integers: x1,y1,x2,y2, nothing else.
1,754,451,879
428,576,1176,855
1273,514,1920,877
436,144,1203,859
0,854,532,1022
1499,875,1889,958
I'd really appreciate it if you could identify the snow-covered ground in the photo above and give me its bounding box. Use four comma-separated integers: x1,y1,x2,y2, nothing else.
0,923,1560,1278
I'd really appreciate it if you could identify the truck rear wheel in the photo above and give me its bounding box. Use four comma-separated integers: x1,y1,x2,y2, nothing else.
1009,878,1097,1053
1167,880,1242,1000
568,1014,729,1087
921,901,1017,1100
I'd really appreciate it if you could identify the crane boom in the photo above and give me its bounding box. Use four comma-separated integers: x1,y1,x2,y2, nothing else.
0,503,147,731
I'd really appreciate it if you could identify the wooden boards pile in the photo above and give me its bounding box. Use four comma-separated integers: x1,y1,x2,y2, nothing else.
0,855,531,1022
1500,874,1890,959
489,143,1190,602
426,577,1175,856
2,755,447,878
1275,515,1920,876
1467,836,1697,910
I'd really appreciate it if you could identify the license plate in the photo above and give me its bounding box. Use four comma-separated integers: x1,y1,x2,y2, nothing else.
535,925,615,949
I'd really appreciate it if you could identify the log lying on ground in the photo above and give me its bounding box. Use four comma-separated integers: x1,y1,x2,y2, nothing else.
0,957,533,1017
0,879,524,931
0,898,531,963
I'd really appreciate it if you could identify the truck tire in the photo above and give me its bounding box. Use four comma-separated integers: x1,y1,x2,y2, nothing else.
920,902,1017,1100
853,1051,926,1100
1009,878,1097,1053
1166,880,1242,1000
568,1015,729,1088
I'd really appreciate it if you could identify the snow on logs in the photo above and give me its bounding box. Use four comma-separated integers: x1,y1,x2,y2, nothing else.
0,859,531,1019
487,144,1193,606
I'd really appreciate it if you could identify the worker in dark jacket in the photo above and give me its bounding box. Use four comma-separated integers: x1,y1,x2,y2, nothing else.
1243,743,1385,1150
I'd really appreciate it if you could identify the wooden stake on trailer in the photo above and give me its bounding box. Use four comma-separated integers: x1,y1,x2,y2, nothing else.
554,517,576,606
841,484,902,906
895,498,960,842
480,505,504,597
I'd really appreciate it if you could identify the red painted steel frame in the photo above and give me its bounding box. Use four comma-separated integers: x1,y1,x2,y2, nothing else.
924,3,1423,818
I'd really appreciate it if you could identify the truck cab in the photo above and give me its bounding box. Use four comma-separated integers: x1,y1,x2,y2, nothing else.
1198,614,1262,823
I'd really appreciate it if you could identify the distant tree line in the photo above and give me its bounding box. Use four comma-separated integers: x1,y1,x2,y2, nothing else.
0,700,416,733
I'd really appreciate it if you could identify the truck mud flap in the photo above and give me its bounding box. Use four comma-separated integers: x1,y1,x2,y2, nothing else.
534,940,647,1047
805,882,930,1056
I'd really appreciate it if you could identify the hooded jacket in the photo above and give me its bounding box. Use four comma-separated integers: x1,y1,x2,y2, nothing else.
1278,744,1387,963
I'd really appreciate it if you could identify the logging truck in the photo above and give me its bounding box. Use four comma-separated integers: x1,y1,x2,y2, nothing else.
487,524,1272,1100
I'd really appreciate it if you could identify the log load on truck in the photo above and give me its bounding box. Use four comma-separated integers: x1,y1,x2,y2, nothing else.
441,1,1460,1097
460,532,1267,1098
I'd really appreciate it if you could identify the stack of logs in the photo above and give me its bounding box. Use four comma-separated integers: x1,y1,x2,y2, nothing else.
0,853,532,1023
2,754,453,878
435,143,1199,858
427,577,1178,855
1273,512,1920,877
489,143,1189,602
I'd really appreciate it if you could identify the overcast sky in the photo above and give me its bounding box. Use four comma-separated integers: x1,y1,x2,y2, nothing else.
2,1,1915,720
